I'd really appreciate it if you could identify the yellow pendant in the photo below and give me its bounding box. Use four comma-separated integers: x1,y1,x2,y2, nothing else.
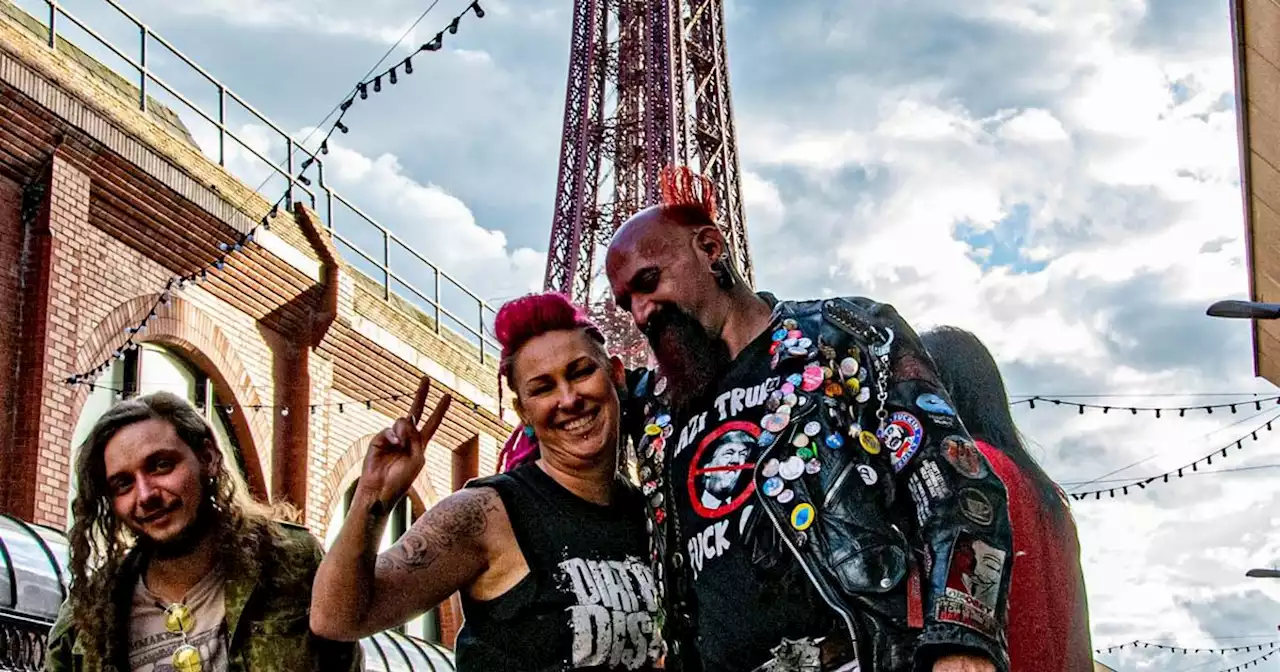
164,604,195,634
171,644,203,672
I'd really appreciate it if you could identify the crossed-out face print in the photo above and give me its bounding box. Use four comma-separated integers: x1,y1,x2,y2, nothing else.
687,421,760,519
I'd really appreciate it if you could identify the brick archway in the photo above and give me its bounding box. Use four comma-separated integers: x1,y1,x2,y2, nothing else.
318,433,444,536
71,293,271,498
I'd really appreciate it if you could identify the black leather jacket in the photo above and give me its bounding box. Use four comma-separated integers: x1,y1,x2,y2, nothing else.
625,295,1013,672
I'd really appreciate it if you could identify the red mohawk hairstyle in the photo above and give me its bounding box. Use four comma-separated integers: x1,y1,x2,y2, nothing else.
658,164,718,224
493,292,605,473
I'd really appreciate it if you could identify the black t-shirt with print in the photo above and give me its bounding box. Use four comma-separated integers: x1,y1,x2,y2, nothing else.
455,463,664,672
665,329,834,672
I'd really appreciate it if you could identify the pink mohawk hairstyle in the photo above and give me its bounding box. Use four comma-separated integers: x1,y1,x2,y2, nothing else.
493,292,605,473
658,164,718,223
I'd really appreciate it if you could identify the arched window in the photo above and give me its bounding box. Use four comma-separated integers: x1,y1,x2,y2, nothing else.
67,343,248,525
324,479,444,644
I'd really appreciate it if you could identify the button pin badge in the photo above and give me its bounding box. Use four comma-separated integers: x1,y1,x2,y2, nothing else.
859,431,881,455
779,455,805,480
791,503,815,531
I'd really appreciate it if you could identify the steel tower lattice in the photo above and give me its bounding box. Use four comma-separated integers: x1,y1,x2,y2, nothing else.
543,0,753,306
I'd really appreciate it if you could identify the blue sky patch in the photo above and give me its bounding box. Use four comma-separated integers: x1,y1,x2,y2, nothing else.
953,203,1048,275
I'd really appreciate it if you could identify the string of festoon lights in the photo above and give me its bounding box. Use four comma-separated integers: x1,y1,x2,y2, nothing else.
63,1,486,393
1096,641,1279,672
1012,395,1280,417
1070,411,1280,500
1096,640,1279,656
69,381,497,420
1215,648,1277,672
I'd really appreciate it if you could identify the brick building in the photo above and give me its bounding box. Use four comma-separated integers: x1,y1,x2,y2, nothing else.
0,0,513,647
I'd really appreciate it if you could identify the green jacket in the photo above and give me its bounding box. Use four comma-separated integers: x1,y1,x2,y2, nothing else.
45,524,363,672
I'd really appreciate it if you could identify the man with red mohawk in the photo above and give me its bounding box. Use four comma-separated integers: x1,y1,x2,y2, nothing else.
604,165,1014,672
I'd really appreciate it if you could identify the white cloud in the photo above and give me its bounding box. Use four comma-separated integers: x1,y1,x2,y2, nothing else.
153,0,421,43
319,142,546,301
998,108,1071,143
188,120,543,312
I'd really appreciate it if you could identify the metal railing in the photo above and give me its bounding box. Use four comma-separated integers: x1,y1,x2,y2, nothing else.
0,611,50,671
6,0,499,364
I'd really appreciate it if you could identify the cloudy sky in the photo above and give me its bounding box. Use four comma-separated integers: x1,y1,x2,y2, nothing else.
19,0,1280,666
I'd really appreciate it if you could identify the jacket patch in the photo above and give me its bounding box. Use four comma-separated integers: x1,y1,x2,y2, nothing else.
958,488,995,526
907,459,951,527
881,411,924,472
942,436,990,480
935,533,1006,637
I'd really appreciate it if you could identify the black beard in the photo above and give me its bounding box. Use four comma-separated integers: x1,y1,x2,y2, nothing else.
644,304,731,414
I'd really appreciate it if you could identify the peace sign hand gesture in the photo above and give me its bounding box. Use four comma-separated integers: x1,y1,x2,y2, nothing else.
358,376,453,514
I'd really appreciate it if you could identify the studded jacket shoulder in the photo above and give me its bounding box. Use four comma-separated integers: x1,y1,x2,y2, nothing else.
626,295,1014,672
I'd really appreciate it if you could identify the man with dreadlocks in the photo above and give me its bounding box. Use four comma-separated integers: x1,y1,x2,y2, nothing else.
603,166,1015,672
46,392,362,672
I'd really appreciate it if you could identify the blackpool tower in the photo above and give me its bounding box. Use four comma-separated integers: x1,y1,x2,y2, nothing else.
542,0,753,318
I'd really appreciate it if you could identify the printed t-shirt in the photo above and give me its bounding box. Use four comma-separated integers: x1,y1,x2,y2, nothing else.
455,462,665,671
129,567,230,672
664,329,834,671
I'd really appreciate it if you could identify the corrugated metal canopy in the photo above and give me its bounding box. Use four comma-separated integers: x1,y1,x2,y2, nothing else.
0,514,68,622
362,629,457,672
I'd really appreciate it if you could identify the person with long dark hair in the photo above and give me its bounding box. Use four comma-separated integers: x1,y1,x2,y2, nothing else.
921,326,1094,671
48,391,361,672
312,292,664,671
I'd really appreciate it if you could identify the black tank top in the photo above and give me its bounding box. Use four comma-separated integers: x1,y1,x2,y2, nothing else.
454,463,665,672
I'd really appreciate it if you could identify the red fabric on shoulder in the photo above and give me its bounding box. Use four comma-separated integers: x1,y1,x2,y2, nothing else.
974,440,1094,672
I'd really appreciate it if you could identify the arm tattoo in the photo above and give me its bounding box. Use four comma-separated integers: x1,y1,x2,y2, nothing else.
375,489,500,574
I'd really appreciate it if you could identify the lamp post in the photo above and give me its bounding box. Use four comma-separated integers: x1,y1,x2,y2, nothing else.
1206,300,1280,319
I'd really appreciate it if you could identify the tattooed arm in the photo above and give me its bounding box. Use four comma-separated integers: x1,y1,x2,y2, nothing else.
310,486,505,640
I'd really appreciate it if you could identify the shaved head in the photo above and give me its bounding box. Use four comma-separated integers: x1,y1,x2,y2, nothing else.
605,205,735,411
